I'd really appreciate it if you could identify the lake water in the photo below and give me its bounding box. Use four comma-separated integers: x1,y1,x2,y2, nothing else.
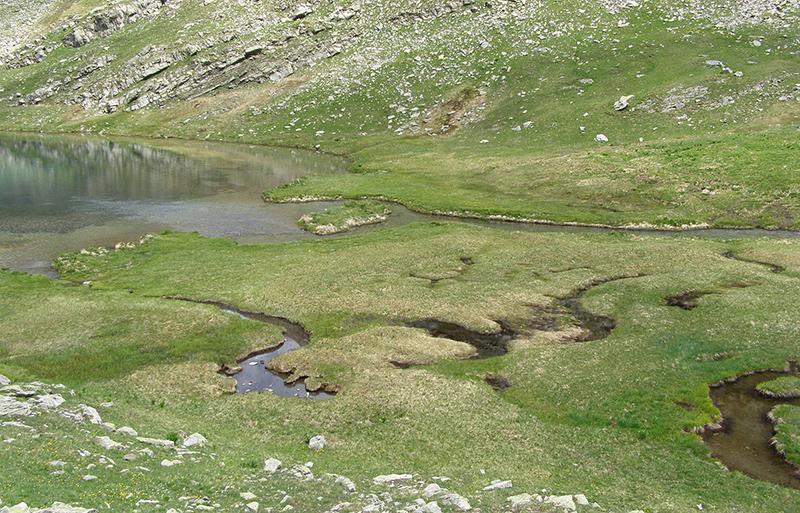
0,133,343,275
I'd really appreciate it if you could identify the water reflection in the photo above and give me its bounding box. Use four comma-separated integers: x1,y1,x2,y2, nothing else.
0,133,344,274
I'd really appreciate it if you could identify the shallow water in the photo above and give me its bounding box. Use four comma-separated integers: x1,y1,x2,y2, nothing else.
170,299,333,399
0,133,343,275
703,368,800,489
3,132,799,277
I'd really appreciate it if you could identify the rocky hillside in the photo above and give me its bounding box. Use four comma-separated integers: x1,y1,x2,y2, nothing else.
0,0,797,148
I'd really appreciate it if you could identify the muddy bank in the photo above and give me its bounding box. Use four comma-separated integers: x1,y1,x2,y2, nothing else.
165,297,335,399
402,274,642,364
276,198,800,240
701,363,800,489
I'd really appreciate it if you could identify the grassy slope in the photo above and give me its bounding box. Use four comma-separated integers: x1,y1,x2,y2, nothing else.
1,224,795,511
0,1,798,228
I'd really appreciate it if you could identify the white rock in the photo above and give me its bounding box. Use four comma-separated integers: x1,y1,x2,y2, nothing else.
595,134,609,143
136,437,175,448
544,495,576,512
182,433,207,447
116,426,138,437
34,394,65,409
94,436,126,452
245,502,259,512
264,457,282,473
240,492,257,501
6,503,30,513
82,475,97,481
441,493,471,511
373,474,412,484
614,95,634,111
508,494,533,510
483,480,512,491
335,475,356,493
419,502,441,513
0,396,32,417
40,503,97,513
308,435,326,450
422,483,443,498
160,459,182,467
574,494,590,506
79,405,103,424
0,374,10,386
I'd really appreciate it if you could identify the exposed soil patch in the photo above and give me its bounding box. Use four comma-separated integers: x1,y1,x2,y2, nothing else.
484,374,512,390
405,274,643,358
555,275,643,342
405,319,515,358
164,297,335,399
700,362,800,489
665,290,711,310
722,250,786,273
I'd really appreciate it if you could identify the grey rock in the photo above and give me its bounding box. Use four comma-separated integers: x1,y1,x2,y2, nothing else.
614,95,633,111
544,495,577,512
94,436,126,452
441,493,471,511
335,475,356,493
308,435,326,450
0,374,10,386
483,480,512,491
508,494,533,510
0,396,32,417
373,474,412,484
182,432,207,447
116,426,138,437
264,457,282,472
136,437,175,448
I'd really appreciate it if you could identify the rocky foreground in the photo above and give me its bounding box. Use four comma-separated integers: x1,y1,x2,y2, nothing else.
1,374,648,513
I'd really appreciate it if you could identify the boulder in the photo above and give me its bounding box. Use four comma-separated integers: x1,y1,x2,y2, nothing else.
136,437,175,448
508,494,533,510
544,495,577,512
308,435,326,450
264,457,282,473
614,95,634,111
0,396,32,417
182,433,207,448
116,426,138,438
39,503,98,513
94,436,126,452
441,493,471,511
483,480,512,491
335,475,356,493
373,474,412,484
